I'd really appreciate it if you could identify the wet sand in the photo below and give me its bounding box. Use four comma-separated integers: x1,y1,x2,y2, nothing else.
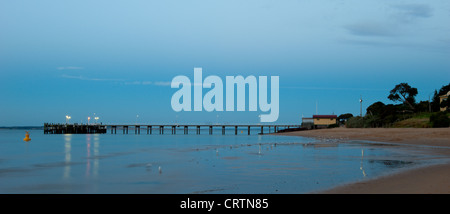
277,128,450,194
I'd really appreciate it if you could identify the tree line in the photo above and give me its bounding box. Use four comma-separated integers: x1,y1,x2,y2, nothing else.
339,82,450,128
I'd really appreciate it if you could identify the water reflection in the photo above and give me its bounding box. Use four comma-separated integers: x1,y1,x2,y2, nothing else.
85,134,100,178
1,129,444,194
93,134,99,178
369,159,415,168
64,134,72,179
86,134,90,177
360,149,366,177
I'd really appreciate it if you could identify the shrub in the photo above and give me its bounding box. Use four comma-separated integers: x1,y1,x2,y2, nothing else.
430,112,450,128
328,124,339,128
346,116,364,128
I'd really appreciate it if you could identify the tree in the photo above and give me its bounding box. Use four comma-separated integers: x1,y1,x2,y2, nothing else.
338,113,353,124
438,83,450,95
432,83,450,112
366,101,385,116
346,116,364,128
416,100,430,113
388,83,418,110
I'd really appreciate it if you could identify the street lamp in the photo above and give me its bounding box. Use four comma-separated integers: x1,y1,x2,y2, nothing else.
94,117,99,124
428,92,434,112
359,96,363,117
65,115,71,124
88,117,91,125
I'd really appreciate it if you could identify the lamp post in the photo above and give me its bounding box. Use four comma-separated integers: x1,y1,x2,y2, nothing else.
428,92,433,112
94,117,99,124
65,115,71,124
359,96,363,117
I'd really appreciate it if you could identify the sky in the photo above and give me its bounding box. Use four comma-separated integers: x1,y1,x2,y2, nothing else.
1,0,449,126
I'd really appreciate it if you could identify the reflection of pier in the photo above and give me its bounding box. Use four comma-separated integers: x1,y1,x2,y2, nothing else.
44,123,302,135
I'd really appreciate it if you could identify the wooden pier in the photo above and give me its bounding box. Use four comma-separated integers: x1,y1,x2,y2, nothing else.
44,123,302,135
44,123,107,134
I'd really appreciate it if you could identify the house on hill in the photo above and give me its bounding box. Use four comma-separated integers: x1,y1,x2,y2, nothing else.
439,91,449,112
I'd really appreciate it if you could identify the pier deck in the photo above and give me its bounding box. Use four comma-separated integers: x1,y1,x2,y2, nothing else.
44,123,303,135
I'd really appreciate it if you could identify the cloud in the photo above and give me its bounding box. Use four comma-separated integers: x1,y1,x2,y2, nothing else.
338,38,450,53
61,75,176,86
282,86,388,92
123,81,172,86
154,81,172,86
57,66,84,70
61,74,124,82
392,4,433,19
344,4,433,38
344,22,397,37
61,75,205,87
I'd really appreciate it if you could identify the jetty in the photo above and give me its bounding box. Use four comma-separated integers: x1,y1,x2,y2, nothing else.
43,123,304,135
44,123,107,134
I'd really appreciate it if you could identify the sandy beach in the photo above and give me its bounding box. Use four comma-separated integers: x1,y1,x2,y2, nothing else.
277,128,450,194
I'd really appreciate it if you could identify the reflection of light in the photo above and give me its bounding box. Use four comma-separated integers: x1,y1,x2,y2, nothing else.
85,134,100,179
86,134,91,177
64,134,72,179
93,135,100,178
360,149,366,177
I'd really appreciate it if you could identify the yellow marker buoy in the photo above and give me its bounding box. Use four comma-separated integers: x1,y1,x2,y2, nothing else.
23,131,31,142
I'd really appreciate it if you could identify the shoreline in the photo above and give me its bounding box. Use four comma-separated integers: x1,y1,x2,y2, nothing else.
276,127,450,194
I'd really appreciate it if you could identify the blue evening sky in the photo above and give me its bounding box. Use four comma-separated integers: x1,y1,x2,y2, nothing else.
1,0,449,126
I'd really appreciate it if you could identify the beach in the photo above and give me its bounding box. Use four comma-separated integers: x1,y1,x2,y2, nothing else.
277,128,450,194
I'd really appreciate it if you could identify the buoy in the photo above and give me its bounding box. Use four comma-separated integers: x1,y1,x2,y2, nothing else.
23,131,31,142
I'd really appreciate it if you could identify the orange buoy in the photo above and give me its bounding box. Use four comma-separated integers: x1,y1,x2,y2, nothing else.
23,131,31,142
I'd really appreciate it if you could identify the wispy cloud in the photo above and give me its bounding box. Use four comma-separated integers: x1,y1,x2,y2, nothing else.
338,38,450,53
61,74,124,82
57,66,84,70
154,81,172,86
392,4,433,20
344,22,397,37
344,4,433,38
340,3,442,53
61,75,203,87
282,86,388,92
123,81,157,85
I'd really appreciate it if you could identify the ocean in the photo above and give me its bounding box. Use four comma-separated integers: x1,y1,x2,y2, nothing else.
0,128,440,194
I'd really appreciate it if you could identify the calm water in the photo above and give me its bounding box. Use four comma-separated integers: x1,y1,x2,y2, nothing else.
0,129,442,194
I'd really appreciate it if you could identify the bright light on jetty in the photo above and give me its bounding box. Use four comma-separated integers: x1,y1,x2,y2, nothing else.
65,115,71,124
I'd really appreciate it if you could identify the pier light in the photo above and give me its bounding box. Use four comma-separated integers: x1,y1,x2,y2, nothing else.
94,117,99,124
65,115,71,124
